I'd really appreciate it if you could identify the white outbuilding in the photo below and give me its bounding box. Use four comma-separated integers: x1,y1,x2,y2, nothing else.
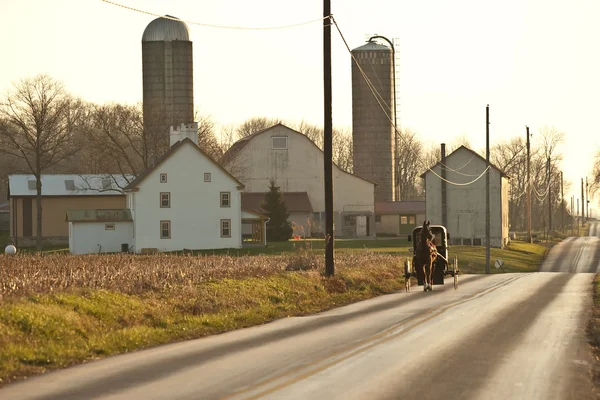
66,209,134,254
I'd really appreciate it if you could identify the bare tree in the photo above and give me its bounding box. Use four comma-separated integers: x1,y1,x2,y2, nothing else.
0,74,79,250
236,117,282,139
396,129,425,200
195,114,224,161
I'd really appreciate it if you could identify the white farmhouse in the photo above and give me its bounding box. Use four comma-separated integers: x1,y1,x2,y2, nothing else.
67,123,253,254
124,125,246,253
422,146,510,248
221,124,376,238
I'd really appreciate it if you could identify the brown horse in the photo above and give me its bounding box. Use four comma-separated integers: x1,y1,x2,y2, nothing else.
415,221,438,292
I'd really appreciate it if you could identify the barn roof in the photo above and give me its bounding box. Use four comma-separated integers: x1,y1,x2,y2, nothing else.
124,138,244,191
65,209,133,222
8,174,133,197
419,145,510,179
375,201,425,215
241,191,313,214
220,123,376,185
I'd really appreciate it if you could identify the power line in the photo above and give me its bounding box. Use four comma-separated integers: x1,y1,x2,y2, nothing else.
101,0,327,30
332,17,490,187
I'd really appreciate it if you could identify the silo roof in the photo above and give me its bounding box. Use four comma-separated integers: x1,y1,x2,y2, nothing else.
351,41,391,52
142,15,190,42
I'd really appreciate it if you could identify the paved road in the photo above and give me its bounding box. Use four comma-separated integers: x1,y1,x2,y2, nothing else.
2,226,599,400
540,221,600,273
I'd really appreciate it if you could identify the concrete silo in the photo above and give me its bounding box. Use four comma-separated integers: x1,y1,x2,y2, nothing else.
351,41,395,202
142,15,194,143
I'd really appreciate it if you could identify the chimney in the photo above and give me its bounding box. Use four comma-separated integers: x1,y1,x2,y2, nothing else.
169,122,199,147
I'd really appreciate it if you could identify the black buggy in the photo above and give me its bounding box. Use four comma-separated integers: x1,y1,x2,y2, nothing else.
405,224,459,290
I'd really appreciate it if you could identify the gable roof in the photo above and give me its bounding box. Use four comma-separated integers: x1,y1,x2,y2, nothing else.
8,174,133,197
420,145,509,179
220,123,376,185
241,191,313,214
65,209,133,222
124,138,244,191
375,201,425,215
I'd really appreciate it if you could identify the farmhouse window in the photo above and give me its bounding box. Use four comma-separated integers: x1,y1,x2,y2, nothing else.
271,136,288,149
160,192,171,208
27,180,36,190
105,223,115,230
400,216,408,225
102,179,112,190
64,180,75,191
160,173,167,183
409,215,416,225
375,215,381,223
221,219,231,238
312,212,320,221
220,192,230,207
204,173,211,182
160,220,171,239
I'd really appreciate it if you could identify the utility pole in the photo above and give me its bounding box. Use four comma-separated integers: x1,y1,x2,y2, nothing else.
571,195,574,236
526,126,532,243
323,0,334,276
561,171,564,233
485,105,490,274
547,157,552,235
582,178,585,227
586,177,589,223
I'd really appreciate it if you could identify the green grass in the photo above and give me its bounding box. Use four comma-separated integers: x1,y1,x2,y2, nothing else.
448,240,548,274
0,264,405,384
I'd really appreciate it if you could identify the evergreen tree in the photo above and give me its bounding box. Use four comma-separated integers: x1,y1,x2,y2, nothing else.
261,179,293,242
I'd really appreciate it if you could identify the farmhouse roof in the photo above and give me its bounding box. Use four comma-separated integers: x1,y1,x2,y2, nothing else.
419,145,510,179
65,209,133,222
375,200,425,215
220,123,376,185
241,191,313,214
8,174,133,197
124,138,244,191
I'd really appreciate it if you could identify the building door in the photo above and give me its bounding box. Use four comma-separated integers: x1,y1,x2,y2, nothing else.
356,216,367,237
22,198,32,237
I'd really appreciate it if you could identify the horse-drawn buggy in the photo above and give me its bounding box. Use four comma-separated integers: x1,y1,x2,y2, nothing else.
404,221,459,291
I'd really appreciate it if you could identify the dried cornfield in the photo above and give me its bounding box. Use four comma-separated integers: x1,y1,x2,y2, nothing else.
0,251,404,299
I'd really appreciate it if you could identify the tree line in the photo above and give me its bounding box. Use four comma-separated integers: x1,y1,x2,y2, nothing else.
0,74,595,248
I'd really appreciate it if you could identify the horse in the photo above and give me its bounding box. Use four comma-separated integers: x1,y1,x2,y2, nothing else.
415,220,438,292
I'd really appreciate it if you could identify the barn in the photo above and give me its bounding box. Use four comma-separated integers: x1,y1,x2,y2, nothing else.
421,146,510,248
221,124,376,238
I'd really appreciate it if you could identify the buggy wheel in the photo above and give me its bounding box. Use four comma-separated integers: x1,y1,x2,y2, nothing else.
404,259,411,292
453,256,459,290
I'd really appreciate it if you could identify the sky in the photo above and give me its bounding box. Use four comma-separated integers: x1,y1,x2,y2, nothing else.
2,0,599,209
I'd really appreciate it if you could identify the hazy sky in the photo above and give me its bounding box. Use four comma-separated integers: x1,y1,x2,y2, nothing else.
2,0,599,207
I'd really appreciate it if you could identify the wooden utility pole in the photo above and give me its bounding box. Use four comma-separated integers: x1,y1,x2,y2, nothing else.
561,171,564,233
582,178,585,227
586,177,589,222
485,105,490,274
547,157,552,235
526,126,532,243
323,0,334,276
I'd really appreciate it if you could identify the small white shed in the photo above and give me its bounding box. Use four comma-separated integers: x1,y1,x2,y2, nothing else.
66,209,134,254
